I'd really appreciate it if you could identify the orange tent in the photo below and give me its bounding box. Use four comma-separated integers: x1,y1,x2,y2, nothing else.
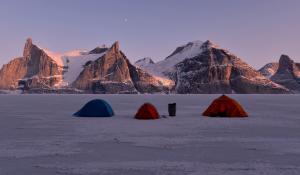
135,103,160,120
202,95,248,117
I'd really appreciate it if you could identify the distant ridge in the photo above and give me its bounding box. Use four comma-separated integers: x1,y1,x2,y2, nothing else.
0,38,296,94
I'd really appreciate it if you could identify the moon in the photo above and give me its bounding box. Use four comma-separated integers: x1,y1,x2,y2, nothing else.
124,18,128,22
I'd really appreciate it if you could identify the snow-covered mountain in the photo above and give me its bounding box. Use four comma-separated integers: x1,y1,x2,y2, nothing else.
0,39,171,93
0,38,297,94
72,42,172,93
259,63,279,78
44,48,108,87
136,41,207,77
134,57,155,68
137,40,290,94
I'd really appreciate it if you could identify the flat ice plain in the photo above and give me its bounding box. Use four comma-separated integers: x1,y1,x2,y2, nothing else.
0,94,299,175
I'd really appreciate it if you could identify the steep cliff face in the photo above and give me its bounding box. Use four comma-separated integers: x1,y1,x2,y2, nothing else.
174,45,232,93
127,62,173,93
0,38,62,90
22,38,62,78
270,55,300,92
0,57,27,89
229,57,287,94
73,42,172,93
72,42,136,93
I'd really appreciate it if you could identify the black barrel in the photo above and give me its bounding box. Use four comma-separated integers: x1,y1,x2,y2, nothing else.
168,103,176,116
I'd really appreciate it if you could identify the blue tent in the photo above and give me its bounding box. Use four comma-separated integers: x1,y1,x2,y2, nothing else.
74,99,114,117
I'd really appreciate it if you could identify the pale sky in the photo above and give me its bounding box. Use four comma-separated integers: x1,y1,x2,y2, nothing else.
0,0,300,69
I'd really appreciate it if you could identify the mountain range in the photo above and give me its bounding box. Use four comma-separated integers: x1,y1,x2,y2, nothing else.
0,38,298,94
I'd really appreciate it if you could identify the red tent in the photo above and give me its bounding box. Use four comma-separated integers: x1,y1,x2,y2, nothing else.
135,103,160,120
202,95,248,118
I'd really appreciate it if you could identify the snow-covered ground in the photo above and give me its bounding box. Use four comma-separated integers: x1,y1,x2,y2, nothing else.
0,94,299,175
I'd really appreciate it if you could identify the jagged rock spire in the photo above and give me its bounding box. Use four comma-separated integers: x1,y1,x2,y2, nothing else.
109,41,119,53
23,38,34,58
271,54,300,92
277,54,294,73
26,38,33,45
201,40,216,50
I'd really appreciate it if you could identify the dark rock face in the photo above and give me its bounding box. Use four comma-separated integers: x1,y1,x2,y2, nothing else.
174,41,289,94
270,55,300,92
89,46,108,54
175,49,231,93
277,55,295,73
19,76,61,91
73,42,170,93
127,63,170,93
0,38,62,90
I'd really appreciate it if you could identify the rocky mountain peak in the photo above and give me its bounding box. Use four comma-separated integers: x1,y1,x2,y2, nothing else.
134,39,289,94
278,54,294,73
26,38,33,45
203,39,213,45
72,41,171,94
23,38,34,58
165,40,203,60
109,41,120,53
0,38,62,90
259,62,279,78
143,57,155,64
0,38,297,94
201,40,218,50
134,57,155,68
270,54,300,92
